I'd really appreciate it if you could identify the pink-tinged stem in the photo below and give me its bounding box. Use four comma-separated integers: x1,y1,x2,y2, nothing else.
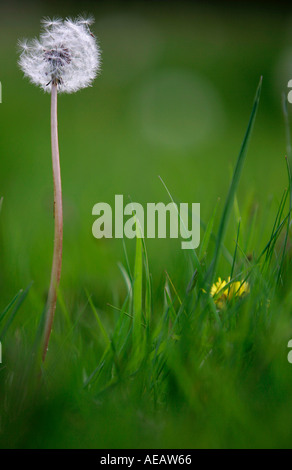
42,82,63,362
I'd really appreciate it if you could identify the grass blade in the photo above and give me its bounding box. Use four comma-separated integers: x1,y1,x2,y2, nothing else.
159,176,202,277
0,290,23,325
85,289,111,347
133,218,143,352
207,76,262,287
277,96,292,283
0,282,33,340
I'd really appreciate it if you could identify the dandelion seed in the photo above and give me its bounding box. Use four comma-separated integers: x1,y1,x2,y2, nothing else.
41,17,63,29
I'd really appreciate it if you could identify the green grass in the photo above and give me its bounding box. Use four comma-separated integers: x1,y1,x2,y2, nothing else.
1,2,292,449
1,78,292,449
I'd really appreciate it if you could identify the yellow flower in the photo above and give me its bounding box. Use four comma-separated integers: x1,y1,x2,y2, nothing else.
210,276,249,309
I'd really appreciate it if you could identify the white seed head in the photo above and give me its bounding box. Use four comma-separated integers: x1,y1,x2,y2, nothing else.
18,16,101,93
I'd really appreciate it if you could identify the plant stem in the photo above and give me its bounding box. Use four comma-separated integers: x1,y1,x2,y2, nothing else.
42,82,63,362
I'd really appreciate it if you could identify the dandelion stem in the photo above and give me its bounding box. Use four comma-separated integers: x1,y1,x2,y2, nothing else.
42,82,63,362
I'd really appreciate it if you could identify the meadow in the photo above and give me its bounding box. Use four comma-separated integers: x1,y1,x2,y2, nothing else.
1,1,292,449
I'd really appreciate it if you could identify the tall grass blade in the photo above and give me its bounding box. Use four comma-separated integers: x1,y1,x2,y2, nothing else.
199,198,220,260
208,76,262,286
0,290,23,325
133,218,143,354
277,96,292,283
0,282,33,340
86,289,111,347
159,176,202,276
230,219,241,280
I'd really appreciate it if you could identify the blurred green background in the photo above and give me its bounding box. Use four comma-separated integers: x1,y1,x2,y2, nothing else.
1,0,292,447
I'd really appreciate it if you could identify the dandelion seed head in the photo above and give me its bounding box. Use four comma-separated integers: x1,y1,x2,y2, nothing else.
18,16,101,93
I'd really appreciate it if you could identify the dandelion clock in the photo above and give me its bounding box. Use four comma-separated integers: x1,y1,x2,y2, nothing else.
18,17,101,362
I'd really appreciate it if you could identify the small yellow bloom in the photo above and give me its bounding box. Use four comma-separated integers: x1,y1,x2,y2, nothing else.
210,276,249,309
